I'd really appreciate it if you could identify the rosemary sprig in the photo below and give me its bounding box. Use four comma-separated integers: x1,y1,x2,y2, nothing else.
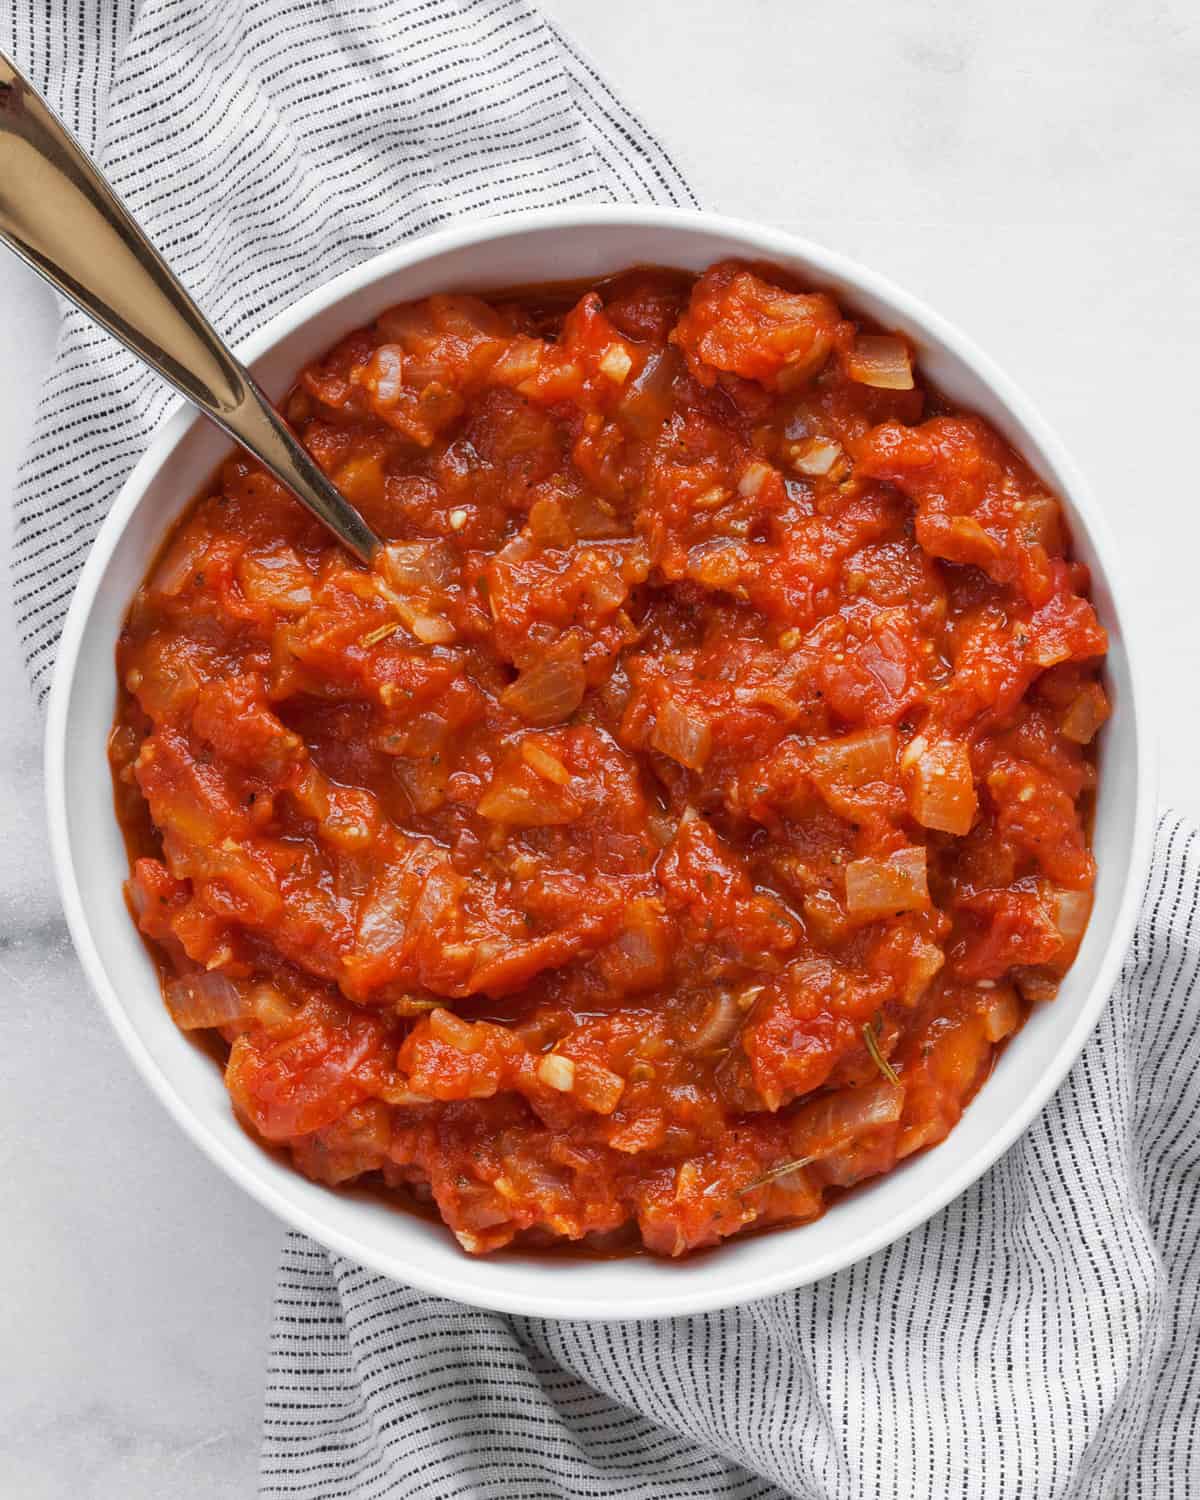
739,1155,816,1194
863,1020,901,1086
360,620,401,648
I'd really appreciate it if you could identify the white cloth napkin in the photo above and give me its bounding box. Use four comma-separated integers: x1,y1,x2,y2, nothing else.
5,5,1197,1498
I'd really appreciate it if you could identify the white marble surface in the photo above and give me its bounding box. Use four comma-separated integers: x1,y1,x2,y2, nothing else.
1,1,1197,1493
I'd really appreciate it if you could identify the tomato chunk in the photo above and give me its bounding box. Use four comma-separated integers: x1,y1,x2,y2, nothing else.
112,260,1105,1257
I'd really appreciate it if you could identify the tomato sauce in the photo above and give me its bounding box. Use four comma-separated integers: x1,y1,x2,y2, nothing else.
110,261,1108,1256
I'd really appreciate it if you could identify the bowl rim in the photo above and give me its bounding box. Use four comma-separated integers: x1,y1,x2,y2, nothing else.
44,203,1157,1318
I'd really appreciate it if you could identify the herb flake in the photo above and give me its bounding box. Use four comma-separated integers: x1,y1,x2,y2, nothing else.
739,1156,816,1194
863,1021,901,1086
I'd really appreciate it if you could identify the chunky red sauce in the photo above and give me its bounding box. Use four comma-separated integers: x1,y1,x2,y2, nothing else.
110,262,1107,1257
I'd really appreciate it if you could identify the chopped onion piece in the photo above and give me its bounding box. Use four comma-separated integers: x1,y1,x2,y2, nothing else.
477,766,578,826
1020,493,1065,552
367,344,404,402
619,538,652,583
380,541,452,592
847,334,914,390
738,461,774,498
528,496,574,547
687,991,743,1052
980,983,1021,1042
574,1061,625,1114
584,567,628,613
617,347,678,438
946,515,998,559
650,697,712,771
250,983,294,1030
563,491,623,539
1013,966,1060,1003
686,540,743,591
810,727,897,789
598,344,633,384
899,734,928,773
164,972,247,1030
907,738,976,836
521,739,571,786
845,846,929,918
790,437,843,477
379,1081,433,1106
501,641,586,727
429,1007,480,1053
151,526,209,598
375,301,435,340
1050,887,1091,943
1060,682,1109,744
904,939,945,1003
789,1077,905,1161
598,897,671,993
489,336,542,385
520,360,581,400
409,613,456,644
1033,639,1071,668
237,550,313,614
537,1052,576,1091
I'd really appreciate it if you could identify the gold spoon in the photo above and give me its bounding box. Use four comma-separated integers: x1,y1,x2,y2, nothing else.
0,50,382,564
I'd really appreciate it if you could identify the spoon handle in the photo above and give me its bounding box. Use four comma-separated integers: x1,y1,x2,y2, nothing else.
0,51,381,563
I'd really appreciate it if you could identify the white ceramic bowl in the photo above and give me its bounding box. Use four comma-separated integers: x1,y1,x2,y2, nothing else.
45,206,1155,1319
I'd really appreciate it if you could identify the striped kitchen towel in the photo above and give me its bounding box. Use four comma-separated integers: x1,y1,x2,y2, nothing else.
4,3,1197,1498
